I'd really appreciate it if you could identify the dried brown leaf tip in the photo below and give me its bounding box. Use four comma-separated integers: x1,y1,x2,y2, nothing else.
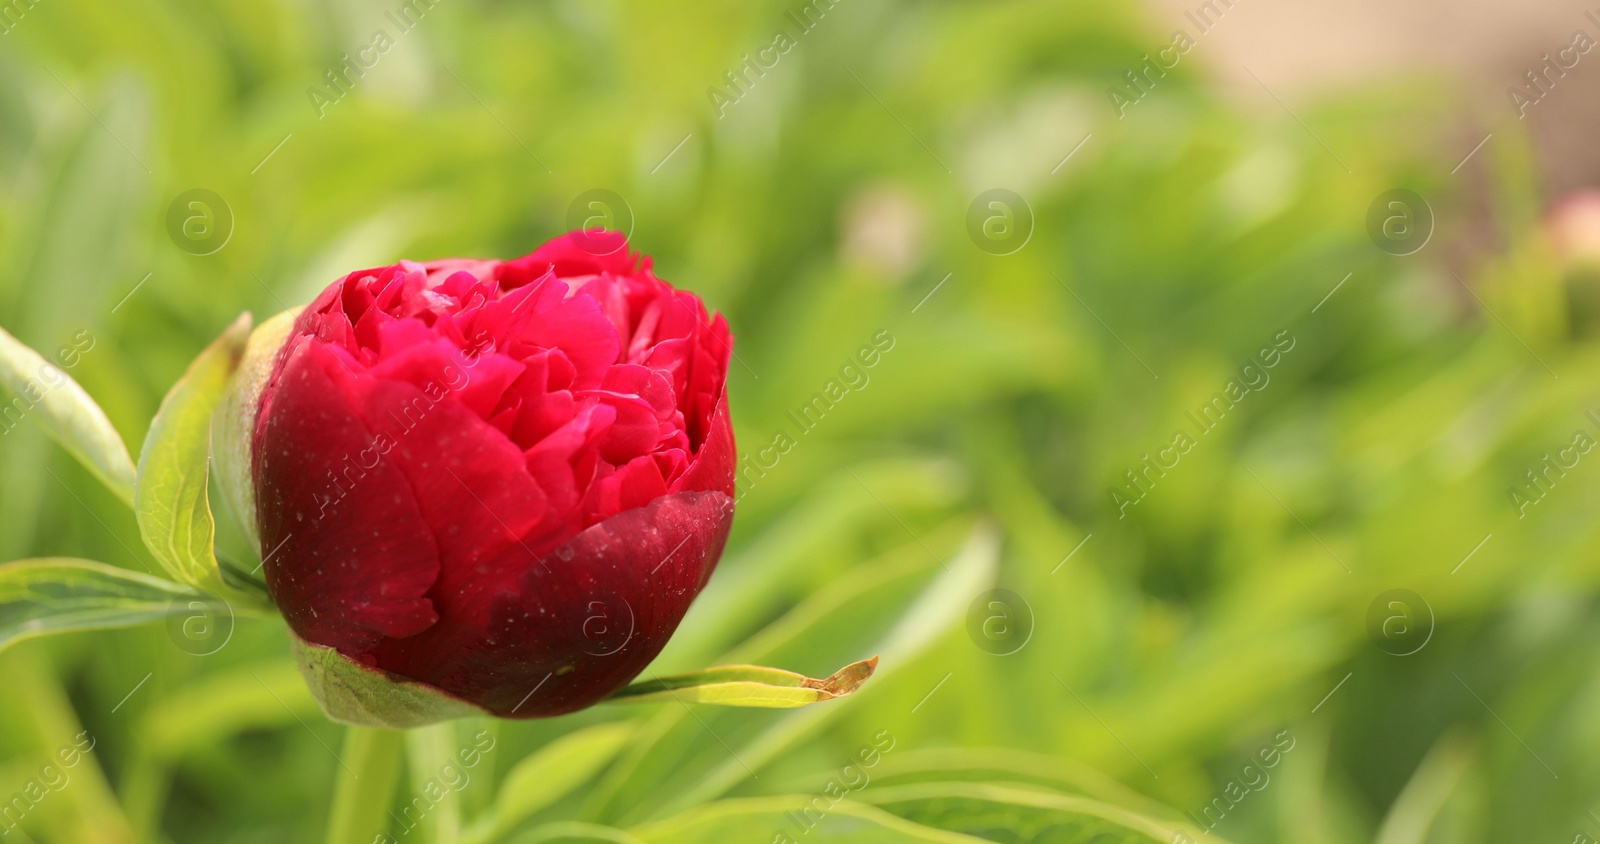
803,656,879,699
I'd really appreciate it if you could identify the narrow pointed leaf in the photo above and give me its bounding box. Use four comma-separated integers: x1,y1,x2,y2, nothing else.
866,747,1180,821
0,557,207,652
135,314,266,605
629,796,988,844
0,325,136,506
606,657,878,708
511,822,646,844
470,723,636,843
857,781,1222,843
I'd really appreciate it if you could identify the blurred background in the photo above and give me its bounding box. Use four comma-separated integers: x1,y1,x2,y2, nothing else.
2,0,1599,841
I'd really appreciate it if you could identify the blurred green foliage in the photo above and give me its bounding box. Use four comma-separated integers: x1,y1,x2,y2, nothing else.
0,0,1592,842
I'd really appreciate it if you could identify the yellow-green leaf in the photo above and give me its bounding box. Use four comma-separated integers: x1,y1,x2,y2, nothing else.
134,313,265,606
0,325,137,506
605,657,878,708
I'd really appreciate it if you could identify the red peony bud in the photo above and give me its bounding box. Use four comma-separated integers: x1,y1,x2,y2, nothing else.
237,231,735,720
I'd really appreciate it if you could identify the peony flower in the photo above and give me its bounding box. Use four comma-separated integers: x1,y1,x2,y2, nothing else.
218,230,736,720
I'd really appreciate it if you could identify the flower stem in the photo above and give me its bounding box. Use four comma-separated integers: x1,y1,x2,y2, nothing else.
406,722,463,844
324,726,403,844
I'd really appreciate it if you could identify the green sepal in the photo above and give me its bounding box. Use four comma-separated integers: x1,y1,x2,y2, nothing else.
290,635,492,729
210,307,299,564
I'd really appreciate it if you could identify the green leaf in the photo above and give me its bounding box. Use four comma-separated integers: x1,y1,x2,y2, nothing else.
1374,730,1475,844
857,781,1220,843
291,635,491,729
139,659,317,758
468,723,635,844
134,313,266,605
629,796,988,844
0,324,137,506
655,458,967,673
606,657,878,708
505,822,645,844
664,524,999,816
0,557,206,652
866,748,1182,822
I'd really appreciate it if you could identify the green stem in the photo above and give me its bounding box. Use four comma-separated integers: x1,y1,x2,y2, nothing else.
406,722,462,844
457,719,498,821
324,726,403,844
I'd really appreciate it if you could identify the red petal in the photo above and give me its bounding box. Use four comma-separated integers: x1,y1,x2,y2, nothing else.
371,488,734,716
497,230,637,285
255,341,441,652
348,375,553,627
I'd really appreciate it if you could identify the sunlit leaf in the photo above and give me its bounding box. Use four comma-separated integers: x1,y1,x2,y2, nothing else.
607,657,877,708
0,324,137,506
134,313,267,605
